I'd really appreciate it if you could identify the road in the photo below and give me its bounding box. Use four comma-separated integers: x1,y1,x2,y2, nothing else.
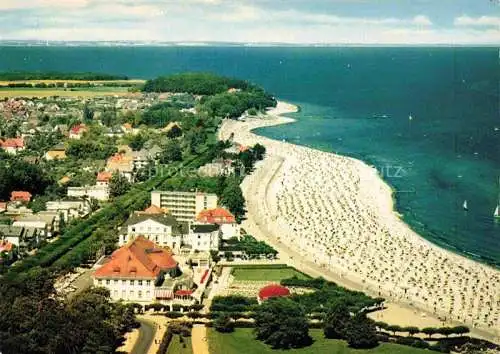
131,319,156,354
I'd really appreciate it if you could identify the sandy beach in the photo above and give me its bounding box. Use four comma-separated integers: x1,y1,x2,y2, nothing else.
218,101,500,342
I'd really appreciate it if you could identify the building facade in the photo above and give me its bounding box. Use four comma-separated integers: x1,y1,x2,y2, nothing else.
118,213,184,248
184,224,221,252
196,208,240,240
151,191,218,222
93,237,197,306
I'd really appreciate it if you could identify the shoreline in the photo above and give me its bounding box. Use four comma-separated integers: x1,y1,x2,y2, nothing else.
218,101,500,343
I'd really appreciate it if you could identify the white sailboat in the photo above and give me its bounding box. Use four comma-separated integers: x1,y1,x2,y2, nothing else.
494,177,500,219
463,200,468,211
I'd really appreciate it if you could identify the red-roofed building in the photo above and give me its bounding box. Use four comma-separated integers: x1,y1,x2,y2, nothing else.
0,240,14,263
10,191,32,203
0,240,13,253
96,171,113,186
135,205,168,215
258,284,290,303
196,208,240,240
0,137,25,154
0,202,7,213
93,236,195,304
69,124,88,139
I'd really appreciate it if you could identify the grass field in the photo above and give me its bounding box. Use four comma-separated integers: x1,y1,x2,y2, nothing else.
167,335,193,354
0,79,145,85
0,87,137,98
231,266,309,282
208,329,429,354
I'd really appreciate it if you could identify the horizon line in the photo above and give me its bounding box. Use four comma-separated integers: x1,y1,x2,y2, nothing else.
0,40,499,48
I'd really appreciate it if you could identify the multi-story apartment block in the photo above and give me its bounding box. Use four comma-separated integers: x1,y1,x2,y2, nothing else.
151,191,218,222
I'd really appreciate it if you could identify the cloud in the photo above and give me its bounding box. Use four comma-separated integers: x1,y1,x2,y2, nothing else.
454,15,500,27
0,0,498,44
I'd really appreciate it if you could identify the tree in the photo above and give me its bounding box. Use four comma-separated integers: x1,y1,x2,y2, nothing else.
214,314,234,333
252,143,266,160
254,298,311,349
387,324,403,336
405,326,420,337
88,198,100,213
220,178,245,221
109,172,131,198
438,326,454,338
452,325,470,336
160,141,182,163
83,104,94,122
127,133,147,151
166,124,182,138
344,313,379,349
422,327,437,338
323,301,350,339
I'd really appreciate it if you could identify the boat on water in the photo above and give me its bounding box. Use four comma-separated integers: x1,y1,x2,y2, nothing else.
463,200,468,211
494,177,500,219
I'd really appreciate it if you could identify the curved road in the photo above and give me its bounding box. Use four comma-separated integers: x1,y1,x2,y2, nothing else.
131,319,156,354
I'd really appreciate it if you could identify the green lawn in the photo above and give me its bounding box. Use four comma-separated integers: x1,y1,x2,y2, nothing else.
231,266,309,282
208,329,429,354
167,334,193,354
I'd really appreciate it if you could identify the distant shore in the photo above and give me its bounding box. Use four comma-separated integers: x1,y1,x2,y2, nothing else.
219,101,500,342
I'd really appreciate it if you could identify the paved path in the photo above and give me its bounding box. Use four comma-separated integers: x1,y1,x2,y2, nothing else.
191,325,209,354
131,319,156,354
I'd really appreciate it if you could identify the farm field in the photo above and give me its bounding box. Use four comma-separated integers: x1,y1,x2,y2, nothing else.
0,87,137,98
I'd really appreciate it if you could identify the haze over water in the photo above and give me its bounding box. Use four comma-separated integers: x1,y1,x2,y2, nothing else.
1,45,498,266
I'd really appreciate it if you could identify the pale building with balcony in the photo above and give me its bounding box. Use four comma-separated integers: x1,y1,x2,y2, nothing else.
151,191,217,222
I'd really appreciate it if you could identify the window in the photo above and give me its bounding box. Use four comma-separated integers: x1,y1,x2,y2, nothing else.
138,280,143,286
130,280,135,286
131,227,135,232
138,291,142,298
130,290,134,297
121,290,126,298
114,290,118,297
114,280,118,285
122,279,125,285
106,279,110,285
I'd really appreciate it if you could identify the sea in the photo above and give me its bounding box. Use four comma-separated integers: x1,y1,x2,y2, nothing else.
0,45,498,266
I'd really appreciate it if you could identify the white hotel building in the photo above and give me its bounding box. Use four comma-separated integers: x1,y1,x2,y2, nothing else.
151,191,218,222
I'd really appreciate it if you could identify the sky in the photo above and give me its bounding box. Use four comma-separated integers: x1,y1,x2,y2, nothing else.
0,0,499,44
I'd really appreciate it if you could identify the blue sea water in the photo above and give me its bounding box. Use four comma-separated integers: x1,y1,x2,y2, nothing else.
0,45,499,266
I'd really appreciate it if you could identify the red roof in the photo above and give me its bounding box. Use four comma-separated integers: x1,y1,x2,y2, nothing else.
93,236,177,279
96,171,113,182
0,202,7,211
258,284,290,301
143,205,164,214
200,269,210,284
70,124,87,135
174,289,193,296
0,240,13,253
10,191,32,202
1,138,24,148
197,208,236,224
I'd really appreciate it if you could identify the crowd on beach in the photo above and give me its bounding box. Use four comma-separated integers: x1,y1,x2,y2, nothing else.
219,102,500,338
